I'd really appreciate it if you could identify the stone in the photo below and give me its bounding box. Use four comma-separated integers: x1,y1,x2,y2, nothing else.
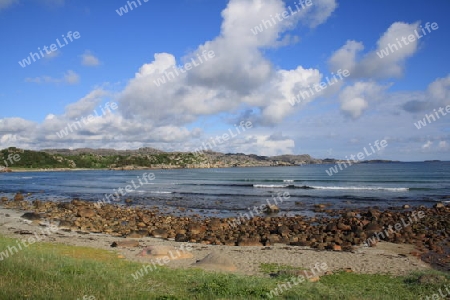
111,240,140,248
238,237,263,247
77,208,96,218
263,205,280,214
332,244,342,251
151,228,169,239
21,212,41,221
14,192,24,201
137,245,193,259
192,252,237,272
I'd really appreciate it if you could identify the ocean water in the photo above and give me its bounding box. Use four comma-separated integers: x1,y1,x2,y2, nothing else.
1,162,449,217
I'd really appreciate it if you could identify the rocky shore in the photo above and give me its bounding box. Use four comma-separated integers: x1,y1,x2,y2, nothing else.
1,193,449,272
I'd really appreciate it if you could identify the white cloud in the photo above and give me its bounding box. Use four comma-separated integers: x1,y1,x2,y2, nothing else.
338,81,388,119
25,70,80,85
81,51,100,66
329,22,421,79
402,74,450,113
118,0,336,128
63,88,108,119
422,140,432,149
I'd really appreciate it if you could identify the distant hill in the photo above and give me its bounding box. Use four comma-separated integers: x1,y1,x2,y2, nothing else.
0,147,399,171
0,147,324,170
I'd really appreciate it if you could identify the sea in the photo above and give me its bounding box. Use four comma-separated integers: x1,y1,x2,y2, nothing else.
1,162,449,218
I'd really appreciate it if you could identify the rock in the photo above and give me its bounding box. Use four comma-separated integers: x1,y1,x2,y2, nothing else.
402,204,410,209
332,244,342,251
1,197,9,203
238,237,263,247
175,234,189,242
151,228,169,239
77,208,96,218
434,203,445,209
367,209,380,218
192,252,237,272
337,222,351,231
127,233,145,239
14,192,24,202
188,223,204,235
365,222,382,232
137,245,193,259
21,212,41,221
263,205,280,214
111,240,140,248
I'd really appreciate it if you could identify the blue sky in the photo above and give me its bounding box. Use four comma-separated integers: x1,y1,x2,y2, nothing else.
0,0,449,161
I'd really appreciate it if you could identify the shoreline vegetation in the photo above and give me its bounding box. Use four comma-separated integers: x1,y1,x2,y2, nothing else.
1,146,405,172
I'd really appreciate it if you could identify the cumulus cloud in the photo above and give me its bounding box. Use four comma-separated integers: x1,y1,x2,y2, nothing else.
338,81,388,119
63,89,108,119
402,74,450,113
329,22,421,79
118,0,336,129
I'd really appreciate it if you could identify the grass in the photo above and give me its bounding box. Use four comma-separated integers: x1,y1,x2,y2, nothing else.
0,234,449,300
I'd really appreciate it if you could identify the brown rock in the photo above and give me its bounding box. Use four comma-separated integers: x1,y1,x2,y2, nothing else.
332,244,342,251
14,192,24,202
151,228,169,239
127,233,145,238
192,252,237,272
434,203,445,209
77,208,96,218
111,240,140,247
137,245,193,260
337,222,351,231
188,224,204,235
238,237,263,247
263,205,280,214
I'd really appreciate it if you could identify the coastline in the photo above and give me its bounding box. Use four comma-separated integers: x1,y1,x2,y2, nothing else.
1,195,449,274
0,203,431,276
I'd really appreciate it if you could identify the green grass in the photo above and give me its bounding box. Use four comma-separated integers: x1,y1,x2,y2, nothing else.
260,263,308,274
0,234,448,300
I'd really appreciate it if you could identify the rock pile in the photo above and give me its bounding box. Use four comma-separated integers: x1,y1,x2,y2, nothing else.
2,194,449,266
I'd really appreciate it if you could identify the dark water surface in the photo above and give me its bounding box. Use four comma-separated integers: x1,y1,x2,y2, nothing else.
1,162,449,217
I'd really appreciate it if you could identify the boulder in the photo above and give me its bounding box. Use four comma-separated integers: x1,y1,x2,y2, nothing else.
14,192,24,202
137,245,193,259
77,208,96,218
263,205,280,214
21,212,41,221
192,252,237,272
111,240,140,248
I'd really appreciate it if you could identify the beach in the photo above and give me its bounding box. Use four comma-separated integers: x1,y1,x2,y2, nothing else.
1,195,448,276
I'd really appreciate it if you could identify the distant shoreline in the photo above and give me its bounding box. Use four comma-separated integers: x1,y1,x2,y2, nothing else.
1,160,444,173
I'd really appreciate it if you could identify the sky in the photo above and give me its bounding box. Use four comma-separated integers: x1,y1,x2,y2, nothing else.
0,0,449,161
